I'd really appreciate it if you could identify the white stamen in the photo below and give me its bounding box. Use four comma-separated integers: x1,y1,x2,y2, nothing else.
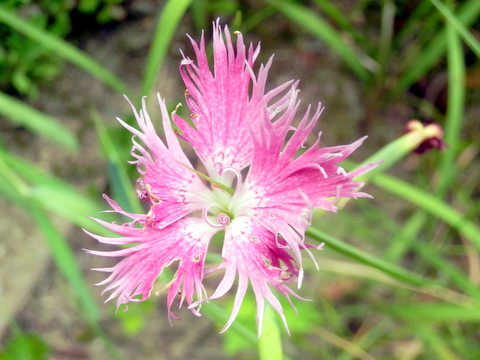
223,166,243,191
337,167,347,176
318,165,328,179
203,205,230,228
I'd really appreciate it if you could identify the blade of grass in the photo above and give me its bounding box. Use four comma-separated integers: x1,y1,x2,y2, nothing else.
385,211,426,262
395,0,480,92
0,150,110,235
417,325,462,360
0,6,129,95
306,227,430,287
0,91,78,150
319,258,472,305
0,155,124,360
0,153,100,321
386,302,480,323
140,0,193,97
90,106,143,214
190,0,207,32
430,0,480,58
314,327,375,360
438,1,466,193
370,173,480,251
395,1,436,44
378,22,466,269
268,0,373,82
311,0,367,46
30,205,100,323
239,6,277,33
378,0,395,71
411,235,480,298
28,184,107,232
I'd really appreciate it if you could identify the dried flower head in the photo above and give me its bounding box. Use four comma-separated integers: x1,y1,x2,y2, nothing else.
405,120,446,154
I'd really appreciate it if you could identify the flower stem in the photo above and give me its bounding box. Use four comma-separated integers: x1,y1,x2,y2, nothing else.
258,304,283,360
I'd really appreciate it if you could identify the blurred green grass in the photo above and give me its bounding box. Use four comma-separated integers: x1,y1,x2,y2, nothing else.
0,0,479,359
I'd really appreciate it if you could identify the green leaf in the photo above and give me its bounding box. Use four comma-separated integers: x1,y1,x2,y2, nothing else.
438,0,466,193
268,0,373,82
395,0,480,92
371,173,480,252
385,302,480,322
91,106,143,214
430,0,480,59
140,0,193,97
30,205,100,323
0,150,109,235
0,91,78,150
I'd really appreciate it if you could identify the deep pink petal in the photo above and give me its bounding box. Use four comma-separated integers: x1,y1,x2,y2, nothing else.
174,20,297,185
118,95,213,228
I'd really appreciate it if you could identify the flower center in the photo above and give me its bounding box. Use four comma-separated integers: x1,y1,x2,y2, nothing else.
203,189,235,229
216,212,231,226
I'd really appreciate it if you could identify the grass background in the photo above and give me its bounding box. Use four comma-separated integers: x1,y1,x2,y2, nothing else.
0,0,479,359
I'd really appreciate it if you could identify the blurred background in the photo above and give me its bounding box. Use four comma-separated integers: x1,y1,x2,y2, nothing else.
1,0,479,359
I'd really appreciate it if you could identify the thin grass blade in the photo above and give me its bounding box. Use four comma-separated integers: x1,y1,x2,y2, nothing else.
438,8,466,192
0,150,109,235
312,0,366,46
140,0,193,97
0,91,78,150
268,0,372,82
395,0,480,92
371,173,480,251
385,302,480,322
91,107,143,214
430,0,480,58
29,205,100,323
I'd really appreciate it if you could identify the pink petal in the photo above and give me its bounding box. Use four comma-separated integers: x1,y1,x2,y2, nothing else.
174,20,296,186
85,217,218,322
195,217,305,336
118,95,212,228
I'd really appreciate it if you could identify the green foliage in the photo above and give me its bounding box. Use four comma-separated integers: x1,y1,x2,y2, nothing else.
0,1,70,98
78,0,125,24
0,334,50,360
0,0,125,98
0,91,78,150
114,299,156,335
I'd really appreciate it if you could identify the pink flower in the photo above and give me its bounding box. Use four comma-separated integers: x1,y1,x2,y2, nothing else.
85,21,376,335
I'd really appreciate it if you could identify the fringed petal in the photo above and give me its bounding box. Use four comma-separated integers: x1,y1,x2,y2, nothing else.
85,217,218,322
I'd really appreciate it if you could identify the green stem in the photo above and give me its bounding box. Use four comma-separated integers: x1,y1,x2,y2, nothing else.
258,305,283,360
306,227,429,287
